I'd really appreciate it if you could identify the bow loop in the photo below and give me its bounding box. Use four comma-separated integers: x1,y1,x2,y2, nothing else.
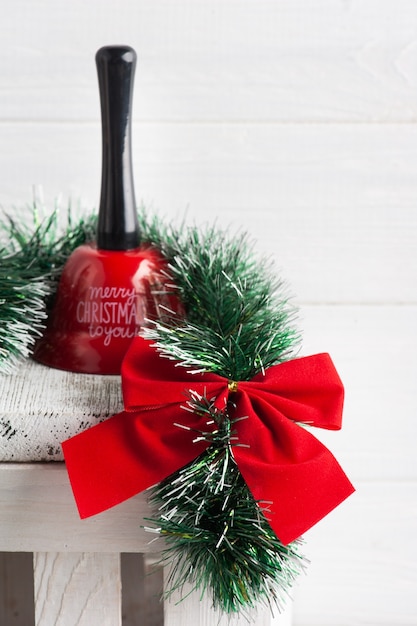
122,338,225,411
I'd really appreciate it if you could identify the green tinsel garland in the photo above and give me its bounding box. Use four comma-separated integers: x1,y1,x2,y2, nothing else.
0,205,96,372
136,213,306,615
0,204,306,616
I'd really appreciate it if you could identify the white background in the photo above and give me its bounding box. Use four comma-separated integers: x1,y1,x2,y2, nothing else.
1,2,416,624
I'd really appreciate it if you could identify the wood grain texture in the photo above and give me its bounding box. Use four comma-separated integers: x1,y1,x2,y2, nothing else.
33,552,121,626
0,552,164,626
0,359,122,461
0,464,163,553
0,123,416,304
1,0,417,123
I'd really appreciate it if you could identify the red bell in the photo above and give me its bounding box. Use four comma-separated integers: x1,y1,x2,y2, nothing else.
33,46,182,374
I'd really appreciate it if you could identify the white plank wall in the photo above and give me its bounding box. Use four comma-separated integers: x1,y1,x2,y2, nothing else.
0,1,416,625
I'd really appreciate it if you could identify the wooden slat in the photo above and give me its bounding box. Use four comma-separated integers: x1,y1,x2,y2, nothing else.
1,1,417,123
33,552,121,625
0,124,415,304
0,464,159,553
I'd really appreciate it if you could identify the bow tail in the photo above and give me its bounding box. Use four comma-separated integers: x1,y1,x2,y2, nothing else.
235,442,354,545
232,395,355,545
62,407,210,519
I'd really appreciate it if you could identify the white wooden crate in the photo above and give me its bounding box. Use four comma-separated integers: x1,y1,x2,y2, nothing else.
0,362,292,625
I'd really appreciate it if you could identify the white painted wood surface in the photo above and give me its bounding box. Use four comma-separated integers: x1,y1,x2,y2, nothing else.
164,578,292,626
0,1,416,624
0,361,122,461
1,123,417,304
0,464,157,553
292,482,417,626
0,464,289,625
33,552,121,626
1,0,417,125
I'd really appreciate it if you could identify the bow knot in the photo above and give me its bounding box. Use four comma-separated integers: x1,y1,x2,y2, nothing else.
62,336,354,545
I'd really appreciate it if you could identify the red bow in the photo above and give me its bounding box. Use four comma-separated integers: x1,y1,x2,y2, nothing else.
62,337,354,545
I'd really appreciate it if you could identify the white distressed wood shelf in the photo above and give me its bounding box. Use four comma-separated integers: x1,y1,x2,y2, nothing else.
0,360,292,625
